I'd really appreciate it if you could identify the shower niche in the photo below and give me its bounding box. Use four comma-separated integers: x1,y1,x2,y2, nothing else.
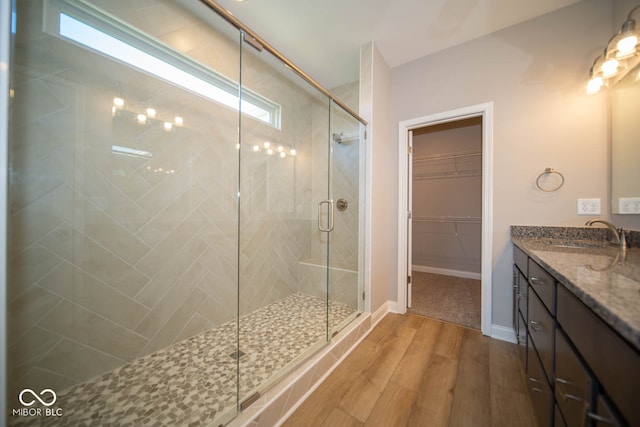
5,0,365,425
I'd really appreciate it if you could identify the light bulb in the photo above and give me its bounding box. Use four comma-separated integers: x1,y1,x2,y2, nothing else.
277,145,284,152
267,148,274,155
113,97,124,107
174,116,184,126
137,114,147,124
146,108,156,118
280,152,286,158
601,58,619,77
616,35,638,57
253,145,260,152
290,149,296,156
263,141,271,149
586,76,603,94
163,122,173,131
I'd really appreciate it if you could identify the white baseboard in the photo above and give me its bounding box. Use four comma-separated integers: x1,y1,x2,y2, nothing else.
491,324,517,343
371,301,392,327
387,300,403,314
412,265,481,280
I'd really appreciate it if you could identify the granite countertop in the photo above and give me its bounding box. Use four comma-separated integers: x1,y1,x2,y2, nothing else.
511,226,640,352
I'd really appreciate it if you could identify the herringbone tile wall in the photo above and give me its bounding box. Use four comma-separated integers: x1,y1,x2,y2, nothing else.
7,0,361,406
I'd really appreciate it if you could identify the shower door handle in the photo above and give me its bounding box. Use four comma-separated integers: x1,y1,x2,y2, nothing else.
318,200,334,232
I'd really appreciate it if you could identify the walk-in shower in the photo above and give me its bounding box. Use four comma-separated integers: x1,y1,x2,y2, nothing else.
4,0,365,425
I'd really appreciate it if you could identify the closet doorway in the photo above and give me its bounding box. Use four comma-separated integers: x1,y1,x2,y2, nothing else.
397,103,493,336
409,118,482,329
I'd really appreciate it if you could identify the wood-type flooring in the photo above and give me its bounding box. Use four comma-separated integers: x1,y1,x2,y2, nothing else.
283,313,537,427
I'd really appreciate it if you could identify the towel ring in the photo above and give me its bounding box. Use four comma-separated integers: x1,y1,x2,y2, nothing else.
536,167,564,192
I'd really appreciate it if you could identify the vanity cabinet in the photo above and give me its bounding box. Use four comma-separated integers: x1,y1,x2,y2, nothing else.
528,289,554,383
554,328,592,427
513,246,529,370
557,285,639,427
516,302,528,369
554,405,567,427
513,245,639,427
527,342,554,426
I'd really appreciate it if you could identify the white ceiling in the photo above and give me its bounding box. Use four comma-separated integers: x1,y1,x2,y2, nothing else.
209,0,583,89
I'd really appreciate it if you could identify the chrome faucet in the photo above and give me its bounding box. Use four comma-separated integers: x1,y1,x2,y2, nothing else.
585,219,627,250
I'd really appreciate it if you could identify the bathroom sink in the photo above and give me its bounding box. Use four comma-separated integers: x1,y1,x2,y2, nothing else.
549,243,594,249
545,240,610,250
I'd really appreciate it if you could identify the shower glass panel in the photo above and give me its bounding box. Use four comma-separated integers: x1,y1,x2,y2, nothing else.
237,34,331,403
5,0,364,425
7,0,242,424
329,102,364,335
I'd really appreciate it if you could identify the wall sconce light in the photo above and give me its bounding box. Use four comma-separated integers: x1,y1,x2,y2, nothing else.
587,5,640,94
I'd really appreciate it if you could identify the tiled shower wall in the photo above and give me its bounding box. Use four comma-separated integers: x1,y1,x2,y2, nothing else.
6,0,361,403
296,82,361,309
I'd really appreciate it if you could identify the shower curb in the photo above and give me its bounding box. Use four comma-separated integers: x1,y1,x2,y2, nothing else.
226,312,374,427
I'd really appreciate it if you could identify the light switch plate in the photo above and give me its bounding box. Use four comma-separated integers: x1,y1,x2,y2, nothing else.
577,198,601,215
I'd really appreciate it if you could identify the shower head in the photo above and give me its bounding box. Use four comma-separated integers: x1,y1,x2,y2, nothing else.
332,132,358,145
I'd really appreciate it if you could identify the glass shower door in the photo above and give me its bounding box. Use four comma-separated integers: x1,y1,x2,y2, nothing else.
237,34,331,406
329,101,364,335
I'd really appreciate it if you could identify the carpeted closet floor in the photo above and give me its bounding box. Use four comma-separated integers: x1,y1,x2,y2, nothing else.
408,271,481,330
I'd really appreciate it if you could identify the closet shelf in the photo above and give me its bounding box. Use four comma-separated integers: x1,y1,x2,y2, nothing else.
413,170,481,180
412,150,481,163
413,150,481,180
413,216,481,224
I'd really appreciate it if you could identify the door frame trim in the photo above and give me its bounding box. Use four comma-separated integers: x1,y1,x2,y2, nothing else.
397,102,493,336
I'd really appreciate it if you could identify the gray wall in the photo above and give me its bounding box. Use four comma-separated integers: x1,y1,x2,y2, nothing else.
390,0,628,328
360,42,394,314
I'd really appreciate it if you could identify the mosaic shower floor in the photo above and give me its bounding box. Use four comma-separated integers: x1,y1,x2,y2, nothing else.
11,293,356,426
